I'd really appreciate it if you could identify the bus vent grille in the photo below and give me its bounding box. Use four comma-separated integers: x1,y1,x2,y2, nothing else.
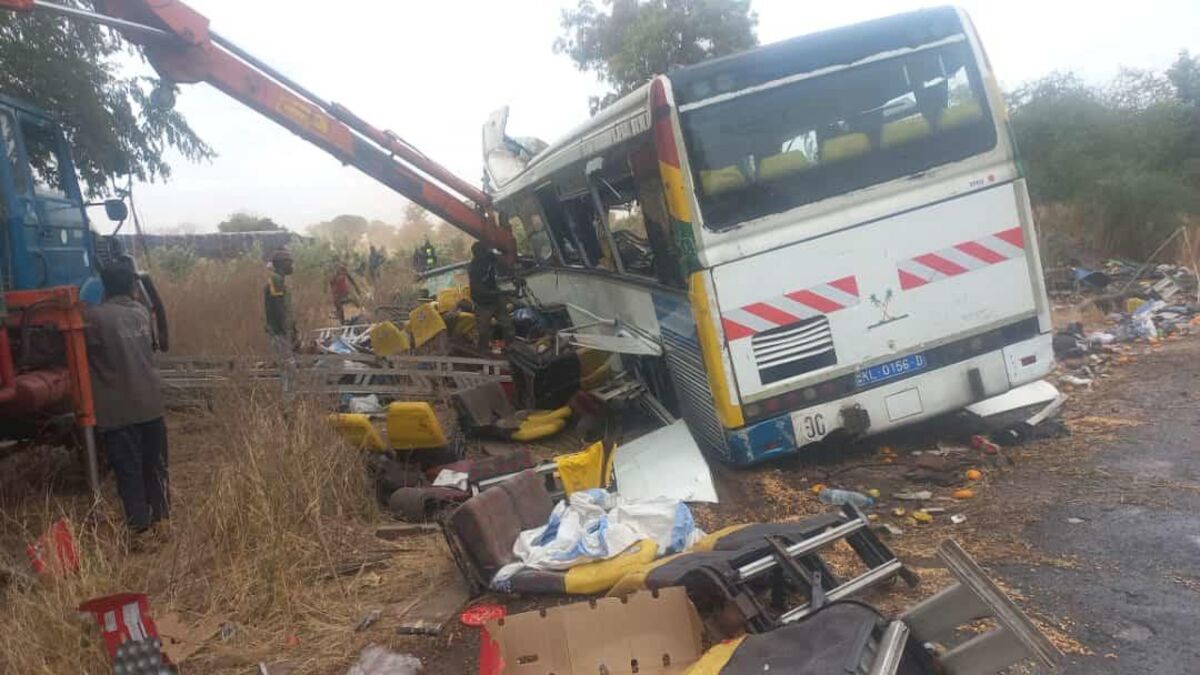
751,316,837,385
660,327,728,459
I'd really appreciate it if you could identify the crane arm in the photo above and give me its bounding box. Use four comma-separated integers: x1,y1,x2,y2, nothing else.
1,0,515,257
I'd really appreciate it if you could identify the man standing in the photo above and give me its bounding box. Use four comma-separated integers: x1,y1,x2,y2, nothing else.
328,261,363,324
468,242,514,352
265,248,298,392
420,237,438,271
84,262,168,536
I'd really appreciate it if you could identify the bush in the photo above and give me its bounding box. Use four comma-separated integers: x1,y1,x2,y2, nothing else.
144,244,197,281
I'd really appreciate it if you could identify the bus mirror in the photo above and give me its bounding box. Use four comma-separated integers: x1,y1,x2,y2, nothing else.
103,199,128,222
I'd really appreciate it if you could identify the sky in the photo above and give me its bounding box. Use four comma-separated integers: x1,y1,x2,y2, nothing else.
118,0,1199,233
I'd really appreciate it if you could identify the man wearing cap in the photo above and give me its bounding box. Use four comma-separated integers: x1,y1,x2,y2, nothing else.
84,262,169,536
265,248,299,393
468,241,514,352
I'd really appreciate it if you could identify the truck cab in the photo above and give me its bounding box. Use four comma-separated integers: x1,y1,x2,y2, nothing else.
0,94,104,301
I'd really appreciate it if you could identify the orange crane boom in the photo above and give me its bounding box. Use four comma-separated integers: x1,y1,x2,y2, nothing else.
2,0,515,257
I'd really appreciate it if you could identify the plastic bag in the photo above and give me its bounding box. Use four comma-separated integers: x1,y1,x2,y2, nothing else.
346,645,422,675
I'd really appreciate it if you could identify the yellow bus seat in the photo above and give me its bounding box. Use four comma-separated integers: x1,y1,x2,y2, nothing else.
510,415,566,442
820,132,871,162
758,150,811,181
939,101,984,129
554,440,612,495
881,115,932,148
407,301,447,348
328,413,386,451
368,321,410,356
436,287,463,313
386,402,448,448
448,311,477,341
562,539,659,595
699,165,748,196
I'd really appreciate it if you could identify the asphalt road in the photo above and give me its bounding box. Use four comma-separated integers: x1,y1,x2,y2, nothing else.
995,339,1200,673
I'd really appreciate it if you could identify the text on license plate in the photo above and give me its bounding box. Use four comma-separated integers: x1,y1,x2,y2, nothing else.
856,354,927,388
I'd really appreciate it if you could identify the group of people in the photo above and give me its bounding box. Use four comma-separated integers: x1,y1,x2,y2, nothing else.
75,236,515,541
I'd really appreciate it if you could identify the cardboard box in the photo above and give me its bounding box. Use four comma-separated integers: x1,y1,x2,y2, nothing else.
481,587,703,674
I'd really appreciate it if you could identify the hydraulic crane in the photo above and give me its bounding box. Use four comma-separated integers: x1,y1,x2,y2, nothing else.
0,0,516,258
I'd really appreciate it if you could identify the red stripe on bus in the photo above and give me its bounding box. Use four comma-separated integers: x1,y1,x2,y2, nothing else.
914,253,968,277
722,318,755,341
899,269,929,290
784,290,843,314
828,275,859,297
743,302,799,326
955,240,1007,264
994,227,1024,248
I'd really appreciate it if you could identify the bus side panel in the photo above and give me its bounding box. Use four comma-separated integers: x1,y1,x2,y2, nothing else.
712,181,1038,402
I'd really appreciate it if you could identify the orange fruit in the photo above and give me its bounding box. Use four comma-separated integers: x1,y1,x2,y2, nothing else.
965,469,983,482
953,488,975,500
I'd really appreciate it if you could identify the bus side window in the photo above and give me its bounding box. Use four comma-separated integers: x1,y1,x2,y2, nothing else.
629,145,683,287
535,185,585,267
508,209,555,265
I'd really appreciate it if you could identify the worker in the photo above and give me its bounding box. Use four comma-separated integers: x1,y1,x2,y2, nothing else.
468,241,514,352
329,261,363,324
264,248,298,394
420,237,438,271
84,262,168,537
368,245,386,282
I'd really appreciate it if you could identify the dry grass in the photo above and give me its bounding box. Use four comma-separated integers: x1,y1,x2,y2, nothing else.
0,384,450,674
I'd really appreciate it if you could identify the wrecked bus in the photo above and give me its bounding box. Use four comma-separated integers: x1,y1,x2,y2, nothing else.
484,6,1053,465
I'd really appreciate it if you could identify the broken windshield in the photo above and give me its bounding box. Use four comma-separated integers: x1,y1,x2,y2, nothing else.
678,39,996,230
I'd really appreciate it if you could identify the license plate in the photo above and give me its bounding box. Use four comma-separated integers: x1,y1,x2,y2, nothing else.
792,402,841,446
856,354,927,388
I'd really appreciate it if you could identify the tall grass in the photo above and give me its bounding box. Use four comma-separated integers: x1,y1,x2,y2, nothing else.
0,387,436,673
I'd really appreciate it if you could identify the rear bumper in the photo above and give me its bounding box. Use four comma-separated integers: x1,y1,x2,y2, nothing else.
724,332,1054,465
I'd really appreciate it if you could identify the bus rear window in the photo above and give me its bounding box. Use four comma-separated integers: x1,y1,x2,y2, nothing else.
679,39,996,230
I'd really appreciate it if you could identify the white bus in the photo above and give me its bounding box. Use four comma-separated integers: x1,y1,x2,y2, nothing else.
484,6,1053,465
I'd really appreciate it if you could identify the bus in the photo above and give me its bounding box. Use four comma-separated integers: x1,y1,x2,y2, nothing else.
483,6,1053,465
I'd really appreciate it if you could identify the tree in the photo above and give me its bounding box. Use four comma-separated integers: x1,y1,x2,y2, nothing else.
217,211,281,233
555,0,758,112
307,214,369,249
0,2,213,196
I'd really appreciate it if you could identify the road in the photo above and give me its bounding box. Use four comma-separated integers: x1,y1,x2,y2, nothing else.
996,338,1200,673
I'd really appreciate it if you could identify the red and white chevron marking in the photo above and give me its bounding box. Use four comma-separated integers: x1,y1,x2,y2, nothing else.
722,276,859,342
897,227,1025,291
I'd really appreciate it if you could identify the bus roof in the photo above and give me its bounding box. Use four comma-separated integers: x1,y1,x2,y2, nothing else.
488,5,969,207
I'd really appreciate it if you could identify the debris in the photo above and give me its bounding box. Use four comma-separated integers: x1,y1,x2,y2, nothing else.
78,593,162,663
113,637,170,674
924,507,947,515
953,489,976,500
894,490,933,501
479,587,702,675
965,469,983,481
892,507,907,517
373,523,439,540
25,518,79,578
431,469,468,491
459,603,506,627
612,420,718,503
395,577,470,636
346,645,422,675
912,510,933,524
810,483,827,495
866,488,881,499
817,488,875,509
1059,375,1093,387
154,612,223,665
1066,517,1085,525
346,394,383,414
355,610,382,633
878,523,904,536
951,514,967,524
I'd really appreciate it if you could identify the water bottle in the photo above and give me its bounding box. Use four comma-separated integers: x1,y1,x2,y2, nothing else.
818,488,875,509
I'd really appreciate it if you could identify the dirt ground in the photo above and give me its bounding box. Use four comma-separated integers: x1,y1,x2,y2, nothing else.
3,336,1197,673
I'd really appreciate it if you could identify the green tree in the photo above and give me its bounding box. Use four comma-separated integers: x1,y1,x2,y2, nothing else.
217,211,281,233
307,213,369,249
555,0,757,112
0,1,213,195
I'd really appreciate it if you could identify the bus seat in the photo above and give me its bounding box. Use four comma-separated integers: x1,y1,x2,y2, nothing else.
386,401,448,448
407,301,447,348
819,132,871,162
758,151,811,181
938,101,984,130
880,115,932,149
700,165,748,196
436,287,463,313
328,413,386,451
460,285,472,303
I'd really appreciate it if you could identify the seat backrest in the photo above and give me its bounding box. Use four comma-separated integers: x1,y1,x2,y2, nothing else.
446,470,553,584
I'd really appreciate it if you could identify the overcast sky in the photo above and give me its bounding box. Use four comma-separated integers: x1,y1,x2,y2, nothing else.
121,0,1198,233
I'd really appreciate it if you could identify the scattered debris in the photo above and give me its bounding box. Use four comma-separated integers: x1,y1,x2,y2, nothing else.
612,420,718,503
154,612,223,665
395,577,470,636
355,610,382,633
346,645,422,675
895,490,933,501
459,603,506,627
817,488,875,508
912,510,934,524
373,523,439,540
1066,517,1086,525
951,514,968,524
